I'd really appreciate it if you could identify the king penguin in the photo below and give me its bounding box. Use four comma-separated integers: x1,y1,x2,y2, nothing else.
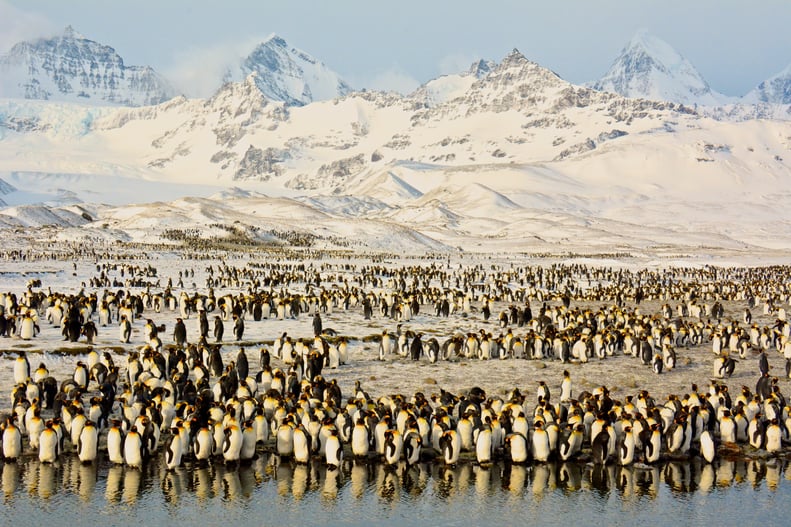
560,370,572,403
38,420,59,463
591,429,611,465
618,425,635,466
124,429,144,468
475,425,493,465
165,427,184,470
439,429,461,465
107,419,125,464
13,351,30,385
403,430,422,465
351,418,370,458
2,417,23,460
532,420,551,462
700,429,716,463
383,429,403,466
324,428,343,469
77,420,99,464
119,315,132,344
292,424,311,464
505,432,528,464
221,423,242,465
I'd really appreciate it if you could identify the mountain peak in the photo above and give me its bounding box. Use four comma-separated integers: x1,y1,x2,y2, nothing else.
227,34,351,106
744,62,791,104
623,29,686,69
62,25,86,40
502,48,528,66
210,71,271,108
492,48,563,83
0,28,176,106
468,59,495,79
487,47,563,85
260,33,288,48
593,30,725,106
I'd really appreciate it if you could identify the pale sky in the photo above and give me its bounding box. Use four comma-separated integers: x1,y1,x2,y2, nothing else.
1,0,790,97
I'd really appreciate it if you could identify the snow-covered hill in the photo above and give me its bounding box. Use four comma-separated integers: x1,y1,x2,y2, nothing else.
0,26,176,106
592,30,729,106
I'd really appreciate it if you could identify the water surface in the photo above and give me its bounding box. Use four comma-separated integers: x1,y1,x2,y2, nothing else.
3,454,790,526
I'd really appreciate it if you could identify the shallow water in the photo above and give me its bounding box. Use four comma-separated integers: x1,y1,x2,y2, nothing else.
3,454,791,526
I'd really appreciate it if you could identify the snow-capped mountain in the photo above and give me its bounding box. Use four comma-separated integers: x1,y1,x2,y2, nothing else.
223,34,352,107
1,46,791,253
0,26,176,106
743,64,791,104
593,30,727,106
0,47,707,192
66,48,697,189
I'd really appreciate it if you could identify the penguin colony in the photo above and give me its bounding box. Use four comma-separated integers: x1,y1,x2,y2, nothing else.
3,258,791,478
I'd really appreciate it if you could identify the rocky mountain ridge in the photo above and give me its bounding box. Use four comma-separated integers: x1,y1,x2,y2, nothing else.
0,26,176,106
